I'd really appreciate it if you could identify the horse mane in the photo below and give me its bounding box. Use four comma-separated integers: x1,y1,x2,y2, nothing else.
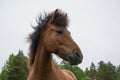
28,9,69,68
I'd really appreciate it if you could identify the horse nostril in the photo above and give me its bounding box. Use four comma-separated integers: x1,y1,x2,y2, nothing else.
74,51,80,58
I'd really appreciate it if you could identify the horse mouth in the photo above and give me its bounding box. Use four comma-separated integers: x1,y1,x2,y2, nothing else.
67,53,83,65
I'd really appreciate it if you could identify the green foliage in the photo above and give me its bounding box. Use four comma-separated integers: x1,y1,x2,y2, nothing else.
85,62,97,80
0,65,8,80
96,61,116,80
116,65,120,80
60,60,85,80
0,50,28,80
85,61,119,80
0,54,15,80
84,76,92,80
0,50,120,80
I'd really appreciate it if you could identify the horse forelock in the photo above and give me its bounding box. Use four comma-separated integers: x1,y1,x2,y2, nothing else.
28,9,69,68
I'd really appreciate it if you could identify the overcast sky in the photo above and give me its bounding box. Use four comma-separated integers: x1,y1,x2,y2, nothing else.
0,0,120,72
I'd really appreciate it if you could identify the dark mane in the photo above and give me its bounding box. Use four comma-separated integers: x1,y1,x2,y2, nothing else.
28,9,69,67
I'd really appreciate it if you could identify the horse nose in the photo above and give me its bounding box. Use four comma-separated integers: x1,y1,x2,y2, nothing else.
74,50,81,58
67,50,83,65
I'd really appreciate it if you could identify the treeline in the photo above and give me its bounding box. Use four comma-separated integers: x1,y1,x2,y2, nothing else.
60,61,120,80
85,62,120,80
0,50,120,80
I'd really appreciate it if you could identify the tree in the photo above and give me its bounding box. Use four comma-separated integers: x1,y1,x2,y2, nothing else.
85,68,91,78
96,61,116,80
0,50,28,80
59,60,85,80
116,65,120,80
85,62,97,80
0,54,15,80
89,62,97,80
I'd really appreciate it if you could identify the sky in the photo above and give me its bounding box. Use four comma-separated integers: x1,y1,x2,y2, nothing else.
0,0,120,72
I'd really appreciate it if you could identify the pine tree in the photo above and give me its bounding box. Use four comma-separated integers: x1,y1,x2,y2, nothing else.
0,50,28,80
0,54,15,80
85,67,91,78
116,65,120,80
89,62,97,80
85,62,97,80
96,61,116,80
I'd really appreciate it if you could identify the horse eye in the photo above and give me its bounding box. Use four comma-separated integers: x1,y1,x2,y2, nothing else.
56,30,63,34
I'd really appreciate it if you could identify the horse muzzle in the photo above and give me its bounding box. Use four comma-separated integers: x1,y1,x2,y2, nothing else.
67,50,83,65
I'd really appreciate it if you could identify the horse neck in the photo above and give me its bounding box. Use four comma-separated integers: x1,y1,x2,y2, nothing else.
31,42,56,78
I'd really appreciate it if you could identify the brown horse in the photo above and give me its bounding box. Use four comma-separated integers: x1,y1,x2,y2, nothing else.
27,9,83,80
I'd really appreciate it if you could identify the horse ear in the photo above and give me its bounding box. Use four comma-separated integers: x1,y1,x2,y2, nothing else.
48,9,59,24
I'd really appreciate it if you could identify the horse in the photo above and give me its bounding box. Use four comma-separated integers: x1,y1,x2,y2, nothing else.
27,9,83,80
